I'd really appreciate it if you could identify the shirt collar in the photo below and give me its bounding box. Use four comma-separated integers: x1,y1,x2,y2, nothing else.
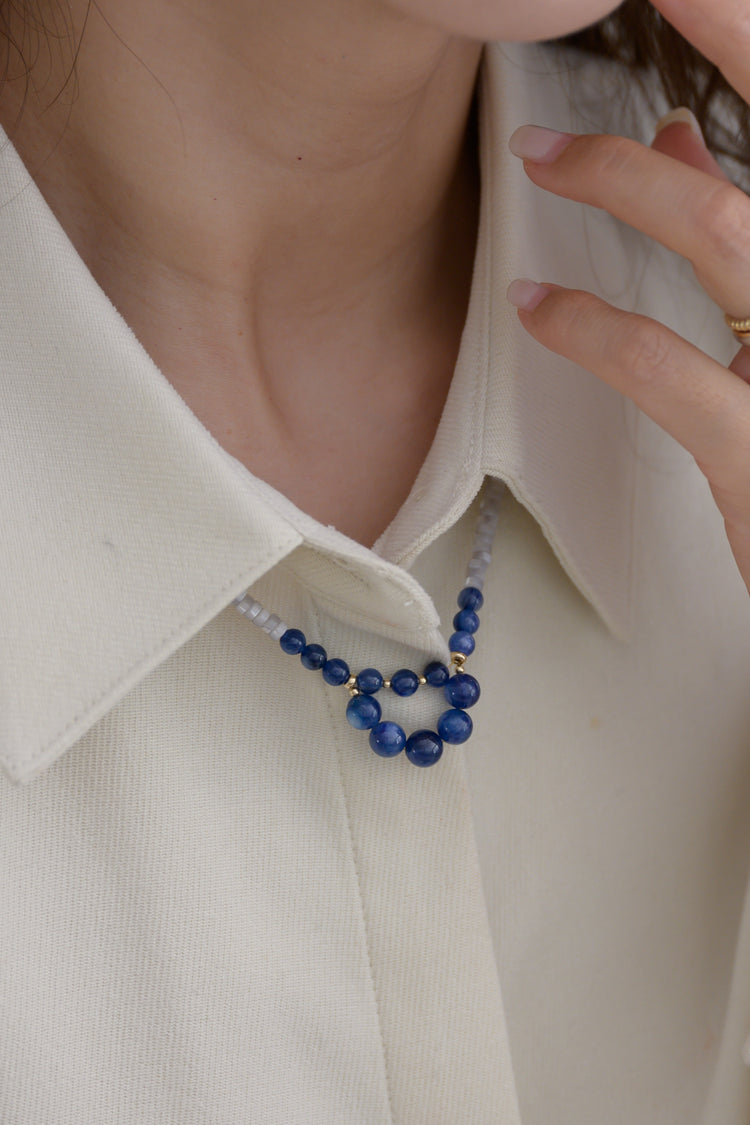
0,42,638,783
377,43,638,638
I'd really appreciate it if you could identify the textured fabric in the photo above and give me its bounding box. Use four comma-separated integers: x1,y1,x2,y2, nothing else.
2,40,750,1125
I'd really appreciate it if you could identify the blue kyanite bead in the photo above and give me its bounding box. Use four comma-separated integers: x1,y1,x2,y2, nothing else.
369,721,406,758
346,694,382,730
405,729,443,767
424,661,450,687
449,631,475,656
444,672,481,709
279,628,306,655
322,657,350,686
356,667,384,695
390,669,419,697
453,608,480,634
457,586,484,612
300,643,327,671
437,708,473,745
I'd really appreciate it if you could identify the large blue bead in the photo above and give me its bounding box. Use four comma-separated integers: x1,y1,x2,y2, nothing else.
437,708,473,744
457,586,484,612
346,695,382,730
322,657,350,686
405,730,443,767
423,661,450,687
449,631,475,656
453,608,480,634
444,673,481,709
279,628,306,655
356,668,384,695
390,669,419,696
369,721,406,757
300,643,327,670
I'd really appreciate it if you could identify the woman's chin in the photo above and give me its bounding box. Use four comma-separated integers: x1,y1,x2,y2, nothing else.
381,0,624,42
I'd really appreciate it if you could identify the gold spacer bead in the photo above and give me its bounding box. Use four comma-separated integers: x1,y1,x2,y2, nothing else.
383,680,391,690
724,312,750,332
418,675,427,686
450,652,467,668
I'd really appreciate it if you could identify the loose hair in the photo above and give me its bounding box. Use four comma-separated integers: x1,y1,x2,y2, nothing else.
562,0,750,171
0,0,747,173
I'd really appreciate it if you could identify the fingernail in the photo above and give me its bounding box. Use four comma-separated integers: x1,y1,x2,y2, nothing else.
507,278,552,312
508,125,576,163
654,106,705,143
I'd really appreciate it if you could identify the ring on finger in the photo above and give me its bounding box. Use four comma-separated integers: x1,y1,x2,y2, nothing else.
724,312,750,345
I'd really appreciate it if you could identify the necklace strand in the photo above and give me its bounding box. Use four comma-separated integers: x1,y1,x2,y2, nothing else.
234,479,505,767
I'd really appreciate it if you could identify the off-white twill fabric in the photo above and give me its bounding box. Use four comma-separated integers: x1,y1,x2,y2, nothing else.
2,39,750,1125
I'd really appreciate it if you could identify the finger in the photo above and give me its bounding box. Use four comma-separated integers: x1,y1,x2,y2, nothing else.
649,0,750,106
650,109,730,181
510,127,750,318
730,347,750,384
507,281,750,494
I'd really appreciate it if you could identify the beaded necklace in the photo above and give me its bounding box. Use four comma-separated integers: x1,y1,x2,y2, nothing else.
234,478,505,768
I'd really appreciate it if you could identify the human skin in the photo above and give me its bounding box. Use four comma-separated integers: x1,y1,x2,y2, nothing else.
0,0,624,545
506,0,750,598
6,0,747,573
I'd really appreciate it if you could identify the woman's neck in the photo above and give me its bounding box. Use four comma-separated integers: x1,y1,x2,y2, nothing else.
0,0,482,544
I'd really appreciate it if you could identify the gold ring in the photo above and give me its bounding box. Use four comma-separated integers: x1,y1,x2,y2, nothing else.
724,312,750,344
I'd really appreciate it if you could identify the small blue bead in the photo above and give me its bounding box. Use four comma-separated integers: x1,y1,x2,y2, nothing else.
449,631,475,656
405,730,443,767
444,673,481,709
322,657,350,686
437,708,473,744
369,721,406,758
390,669,419,697
279,628,306,655
453,608,480,634
356,668,384,695
457,586,484,612
300,643,327,671
346,695,382,730
424,661,450,687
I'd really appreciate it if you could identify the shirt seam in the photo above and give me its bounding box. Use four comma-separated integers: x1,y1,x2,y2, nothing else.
309,595,397,1125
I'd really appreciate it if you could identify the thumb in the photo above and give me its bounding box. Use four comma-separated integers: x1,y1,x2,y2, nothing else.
650,106,730,180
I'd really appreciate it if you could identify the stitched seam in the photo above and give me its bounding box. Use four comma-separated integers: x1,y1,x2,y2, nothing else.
309,597,396,1125
20,546,292,769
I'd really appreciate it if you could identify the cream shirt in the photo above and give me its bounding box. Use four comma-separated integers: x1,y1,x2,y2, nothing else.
2,41,750,1125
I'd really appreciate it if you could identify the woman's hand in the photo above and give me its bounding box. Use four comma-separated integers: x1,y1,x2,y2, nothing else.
506,0,750,596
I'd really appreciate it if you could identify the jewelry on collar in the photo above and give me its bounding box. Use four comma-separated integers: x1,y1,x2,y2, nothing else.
234,479,505,767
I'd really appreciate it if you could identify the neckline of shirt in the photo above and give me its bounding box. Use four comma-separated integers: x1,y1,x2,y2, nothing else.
0,42,637,782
